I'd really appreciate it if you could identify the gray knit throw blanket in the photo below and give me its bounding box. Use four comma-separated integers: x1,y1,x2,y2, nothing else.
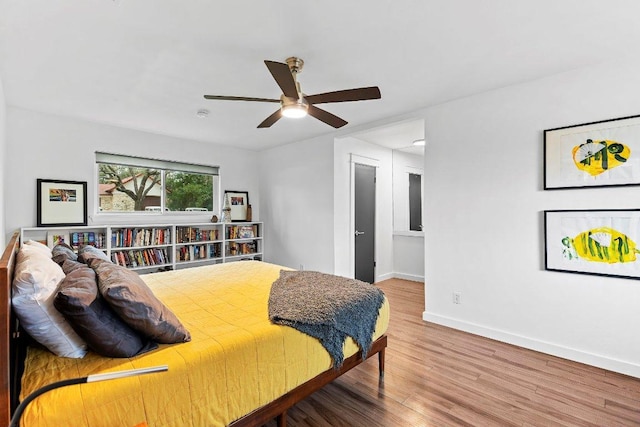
268,270,385,369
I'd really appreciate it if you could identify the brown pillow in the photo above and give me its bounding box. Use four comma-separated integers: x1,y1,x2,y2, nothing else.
88,258,191,344
54,260,158,357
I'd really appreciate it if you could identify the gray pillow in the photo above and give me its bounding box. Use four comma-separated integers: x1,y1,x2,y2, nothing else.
52,243,78,265
78,245,110,264
88,258,191,344
55,260,158,358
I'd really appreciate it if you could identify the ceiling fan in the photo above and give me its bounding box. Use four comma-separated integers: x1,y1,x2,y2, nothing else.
204,57,381,129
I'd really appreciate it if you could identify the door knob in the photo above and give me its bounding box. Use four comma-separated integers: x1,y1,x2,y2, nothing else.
355,230,365,236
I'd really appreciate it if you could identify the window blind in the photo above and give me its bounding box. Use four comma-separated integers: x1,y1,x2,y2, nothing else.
96,152,219,175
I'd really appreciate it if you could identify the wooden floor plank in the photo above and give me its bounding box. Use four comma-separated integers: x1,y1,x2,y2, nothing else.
265,279,640,426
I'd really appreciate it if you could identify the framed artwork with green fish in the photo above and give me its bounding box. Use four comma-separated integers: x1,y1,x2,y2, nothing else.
545,209,640,280
544,114,640,189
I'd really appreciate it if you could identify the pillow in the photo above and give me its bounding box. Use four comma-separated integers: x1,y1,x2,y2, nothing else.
22,239,52,257
12,247,87,358
52,242,78,265
78,245,111,264
54,260,158,358
88,258,191,344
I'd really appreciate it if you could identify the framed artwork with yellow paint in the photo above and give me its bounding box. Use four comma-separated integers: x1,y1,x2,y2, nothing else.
544,115,640,189
545,209,640,280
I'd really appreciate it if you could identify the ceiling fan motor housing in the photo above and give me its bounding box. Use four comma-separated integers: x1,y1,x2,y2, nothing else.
285,57,304,74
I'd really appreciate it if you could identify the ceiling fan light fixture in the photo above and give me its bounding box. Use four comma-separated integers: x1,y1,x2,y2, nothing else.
281,97,309,119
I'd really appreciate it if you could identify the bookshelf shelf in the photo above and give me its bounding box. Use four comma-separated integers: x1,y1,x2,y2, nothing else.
20,221,264,273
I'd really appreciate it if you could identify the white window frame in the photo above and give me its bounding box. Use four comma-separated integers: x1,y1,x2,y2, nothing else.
95,152,220,220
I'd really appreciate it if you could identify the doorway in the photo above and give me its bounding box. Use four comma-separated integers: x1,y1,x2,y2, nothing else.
354,163,376,283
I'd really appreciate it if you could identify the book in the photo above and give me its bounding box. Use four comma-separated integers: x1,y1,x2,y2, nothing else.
71,232,80,249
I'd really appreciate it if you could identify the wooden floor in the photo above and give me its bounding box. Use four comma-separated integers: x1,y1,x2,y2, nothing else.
266,278,640,427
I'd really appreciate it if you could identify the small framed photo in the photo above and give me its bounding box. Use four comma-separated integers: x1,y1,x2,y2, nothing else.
47,232,71,248
37,179,88,227
237,225,255,239
224,190,249,222
545,209,640,280
544,114,640,189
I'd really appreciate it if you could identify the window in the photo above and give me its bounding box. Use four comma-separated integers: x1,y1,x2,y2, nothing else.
96,152,219,214
409,173,422,231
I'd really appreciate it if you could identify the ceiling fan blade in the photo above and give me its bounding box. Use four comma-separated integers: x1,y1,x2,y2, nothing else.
204,95,280,103
257,110,282,128
307,105,348,128
264,60,299,99
305,86,381,104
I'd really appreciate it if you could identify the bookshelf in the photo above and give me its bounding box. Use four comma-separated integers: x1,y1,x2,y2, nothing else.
224,223,263,262
110,225,173,271
175,224,224,267
20,221,264,272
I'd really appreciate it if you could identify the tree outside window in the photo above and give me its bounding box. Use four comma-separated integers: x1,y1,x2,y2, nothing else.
97,154,218,213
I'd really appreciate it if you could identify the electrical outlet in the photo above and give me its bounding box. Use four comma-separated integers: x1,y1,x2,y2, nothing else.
453,292,461,304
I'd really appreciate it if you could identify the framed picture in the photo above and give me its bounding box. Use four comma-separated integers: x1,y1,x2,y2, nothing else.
37,179,87,227
237,225,255,239
544,114,640,189
544,209,640,280
46,232,71,248
224,190,249,222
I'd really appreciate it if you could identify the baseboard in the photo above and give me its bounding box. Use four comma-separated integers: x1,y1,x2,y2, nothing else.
375,272,394,282
393,272,424,282
423,312,640,379
375,272,425,283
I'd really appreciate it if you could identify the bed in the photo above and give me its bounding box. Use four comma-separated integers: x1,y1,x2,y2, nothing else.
0,232,389,426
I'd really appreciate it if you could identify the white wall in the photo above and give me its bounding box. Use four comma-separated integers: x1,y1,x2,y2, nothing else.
259,134,335,271
334,136,393,281
422,58,640,377
393,234,424,282
392,150,424,281
0,77,5,248
5,107,260,240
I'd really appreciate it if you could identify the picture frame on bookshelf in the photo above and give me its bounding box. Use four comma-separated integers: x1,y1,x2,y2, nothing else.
224,190,249,222
237,225,255,239
46,232,70,248
37,179,88,227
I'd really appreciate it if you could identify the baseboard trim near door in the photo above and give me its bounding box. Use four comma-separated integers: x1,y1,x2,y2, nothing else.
375,272,424,283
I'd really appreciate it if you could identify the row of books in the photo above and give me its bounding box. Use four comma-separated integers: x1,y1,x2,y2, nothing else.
176,243,221,262
71,232,106,249
111,248,170,268
227,241,257,256
112,227,171,248
176,227,220,243
226,225,258,240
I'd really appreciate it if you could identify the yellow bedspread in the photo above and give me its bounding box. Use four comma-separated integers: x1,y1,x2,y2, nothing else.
19,261,390,427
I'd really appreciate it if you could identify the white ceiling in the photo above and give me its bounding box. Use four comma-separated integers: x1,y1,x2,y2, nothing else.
351,119,425,156
2,1,640,151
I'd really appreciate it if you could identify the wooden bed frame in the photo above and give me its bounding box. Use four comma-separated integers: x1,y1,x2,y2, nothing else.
1,232,387,427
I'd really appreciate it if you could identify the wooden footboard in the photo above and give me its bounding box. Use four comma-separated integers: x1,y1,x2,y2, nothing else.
1,232,20,427
230,334,387,427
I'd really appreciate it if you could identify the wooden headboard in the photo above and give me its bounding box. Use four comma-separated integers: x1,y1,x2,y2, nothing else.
1,232,20,426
